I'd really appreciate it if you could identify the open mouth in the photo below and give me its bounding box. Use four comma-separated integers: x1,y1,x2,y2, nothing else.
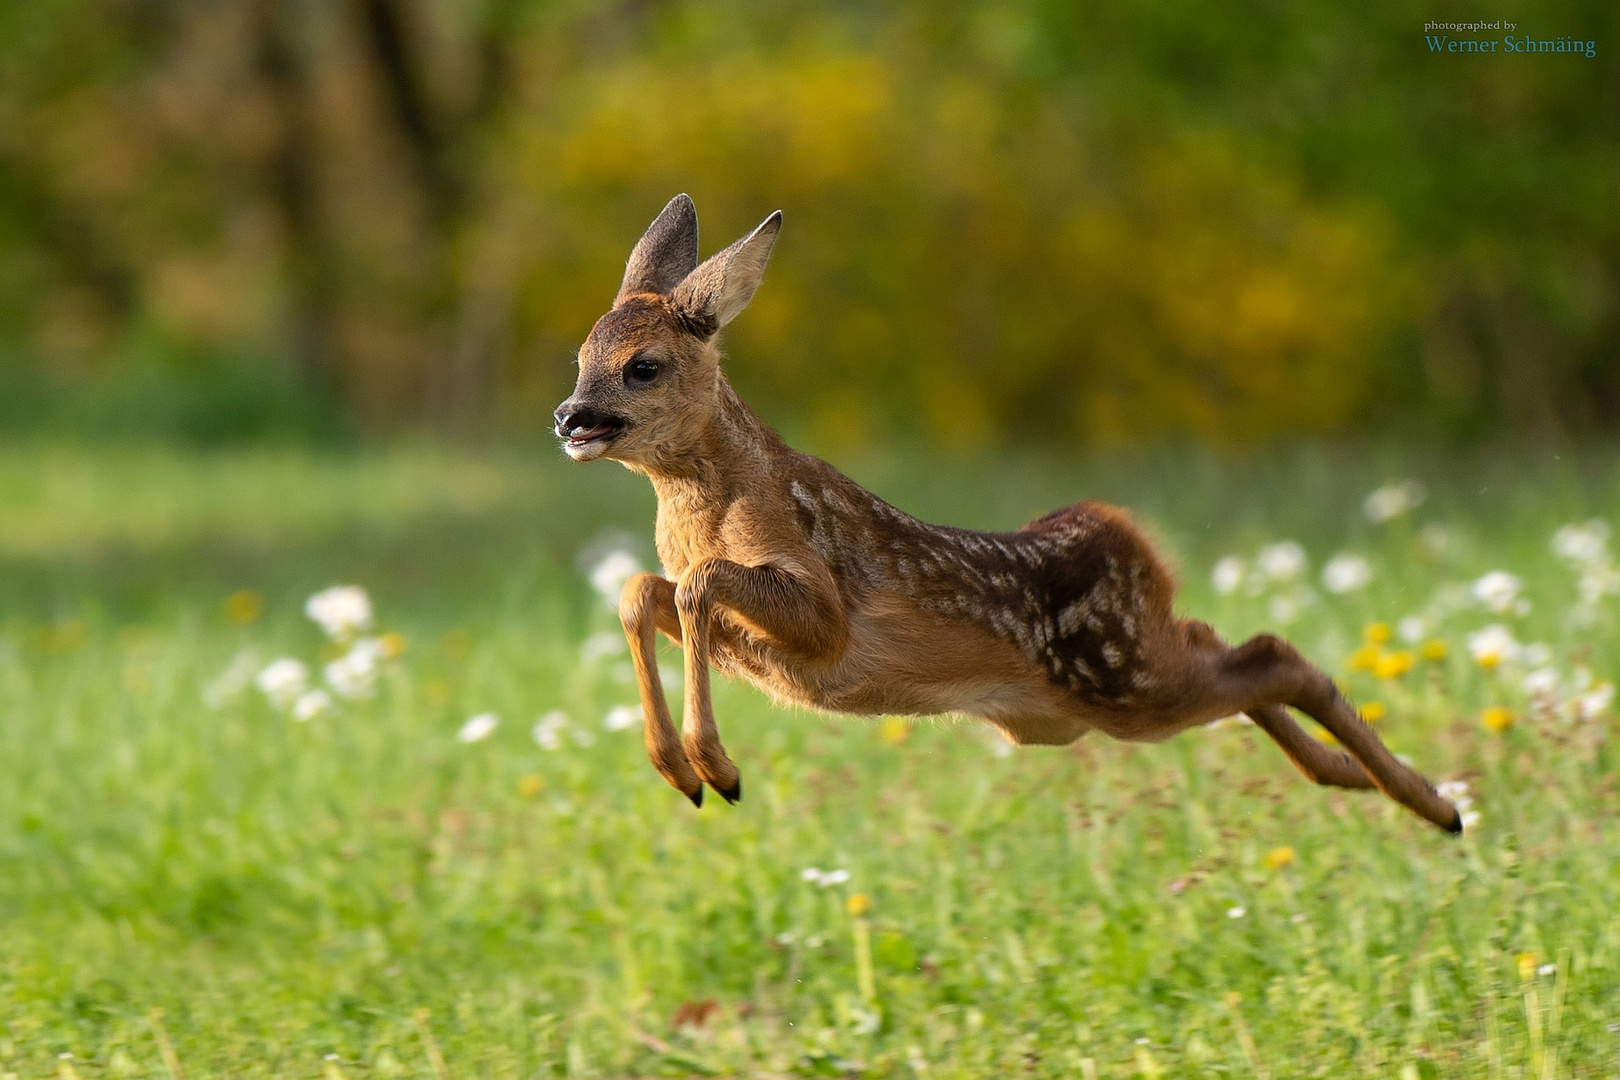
559,417,626,449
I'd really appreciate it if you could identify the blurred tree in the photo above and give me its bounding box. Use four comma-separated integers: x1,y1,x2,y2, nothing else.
0,0,1613,445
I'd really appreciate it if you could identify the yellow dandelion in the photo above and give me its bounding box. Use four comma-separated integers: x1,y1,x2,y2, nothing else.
1349,645,1382,672
517,774,545,798
1310,725,1339,745
224,590,263,625
1358,701,1387,723
1363,622,1393,645
846,893,870,917
1263,846,1295,870
1481,706,1515,733
878,716,910,745
1421,639,1448,661
1516,951,1538,981
1374,651,1414,679
377,631,407,658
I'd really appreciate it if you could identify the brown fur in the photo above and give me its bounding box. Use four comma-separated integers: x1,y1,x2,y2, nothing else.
554,194,1461,832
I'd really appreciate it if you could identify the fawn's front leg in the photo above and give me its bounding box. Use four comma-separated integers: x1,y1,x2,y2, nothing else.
619,573,704,806
674,558,847,804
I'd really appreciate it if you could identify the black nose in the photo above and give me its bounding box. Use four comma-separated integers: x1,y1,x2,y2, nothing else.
553,402,607,436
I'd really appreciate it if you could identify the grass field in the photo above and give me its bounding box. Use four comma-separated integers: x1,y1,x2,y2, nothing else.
1,439,1618,1079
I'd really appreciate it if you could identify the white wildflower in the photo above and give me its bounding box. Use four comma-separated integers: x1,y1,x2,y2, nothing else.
204,649,260,708
458,712,499,743
580,631,625,664
1537,963,1557,977
1575,682,1615,721
1363,480,1426,523
1256,541,1307,584
532,710,569,750
1472,571,1523,614
1212,556,1245,596
1438,786,1477,809
1460,810,1481,829
304,586,372,640
1430,581,1472,616
1523,667,1560,698
292,689,332,722
1268,588,1312,625
1206,713,1255,729
1466,624,1520,667
1577,564,1620,605
588,550,642,603
1418,523,1452,560
1322,553,1373,594
1226,906,1246,919
1552,520,1610,568
255,658,309,710
800,867,850,887
324,637,383,700
1397,615,1427,643
602,704,641,731
1521,642,1552,667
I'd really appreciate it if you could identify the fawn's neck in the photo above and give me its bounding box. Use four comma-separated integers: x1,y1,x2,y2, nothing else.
641,377,785,511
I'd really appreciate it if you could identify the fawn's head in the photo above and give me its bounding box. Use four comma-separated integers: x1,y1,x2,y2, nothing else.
555,194,780,466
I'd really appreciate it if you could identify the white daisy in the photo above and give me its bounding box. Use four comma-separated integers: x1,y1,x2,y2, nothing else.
305,586,373,640
458,713,499,743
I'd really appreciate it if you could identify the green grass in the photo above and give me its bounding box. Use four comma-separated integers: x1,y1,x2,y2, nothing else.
1,439,1618,1078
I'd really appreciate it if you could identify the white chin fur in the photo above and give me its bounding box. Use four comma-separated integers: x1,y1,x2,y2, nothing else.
564,438,613,462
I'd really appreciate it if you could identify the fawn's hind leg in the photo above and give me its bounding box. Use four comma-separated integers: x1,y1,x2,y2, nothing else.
1146,620,1371,790
1244,703,1375,790
619,574,704,806
1214,634,1459,831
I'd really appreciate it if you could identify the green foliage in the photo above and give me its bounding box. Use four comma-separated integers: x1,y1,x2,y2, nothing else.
1,442,1618,1075
0,0,1615,443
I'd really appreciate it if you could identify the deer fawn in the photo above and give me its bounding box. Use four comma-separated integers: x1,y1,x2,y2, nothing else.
554,194,1462,833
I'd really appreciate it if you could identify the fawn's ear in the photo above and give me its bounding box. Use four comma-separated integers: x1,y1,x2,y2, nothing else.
670,211,781,332
616,194,700,304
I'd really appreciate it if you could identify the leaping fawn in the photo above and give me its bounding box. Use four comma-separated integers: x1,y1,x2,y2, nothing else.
554,194,1462,833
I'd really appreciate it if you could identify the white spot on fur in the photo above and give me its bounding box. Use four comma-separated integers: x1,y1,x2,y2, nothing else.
1058,601,1085,636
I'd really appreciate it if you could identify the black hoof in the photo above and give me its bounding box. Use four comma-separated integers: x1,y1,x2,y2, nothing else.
1444,811,1463,835
686,786,704,809
718,777,742,805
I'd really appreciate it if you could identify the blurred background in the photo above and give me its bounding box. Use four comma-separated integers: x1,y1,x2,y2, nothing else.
0,0,1615,452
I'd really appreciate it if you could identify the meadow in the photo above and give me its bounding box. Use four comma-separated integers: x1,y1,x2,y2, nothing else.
1,439,1617,1079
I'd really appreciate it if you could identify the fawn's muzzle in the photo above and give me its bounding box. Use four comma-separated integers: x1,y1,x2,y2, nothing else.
553,403,626,449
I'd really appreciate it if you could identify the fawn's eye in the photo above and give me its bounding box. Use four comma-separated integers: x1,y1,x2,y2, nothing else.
627,356,661,384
